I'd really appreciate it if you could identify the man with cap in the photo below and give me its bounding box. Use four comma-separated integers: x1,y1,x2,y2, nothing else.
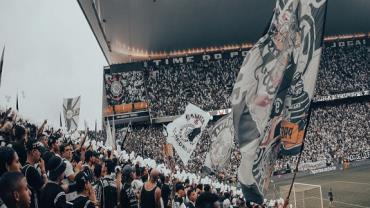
22,139,47,208
120,164,138,208
39,155,69,208
71,169,97,208
174,183,186,208
95,159,118,208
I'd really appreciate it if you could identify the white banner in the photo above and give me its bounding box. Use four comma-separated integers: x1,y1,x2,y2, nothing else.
166,103,212,165
63,96,81,131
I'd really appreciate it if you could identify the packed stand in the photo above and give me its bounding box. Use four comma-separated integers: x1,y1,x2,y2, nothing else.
274,100,370,173
107,42,370,117
314,45,370,97
146,57,243,117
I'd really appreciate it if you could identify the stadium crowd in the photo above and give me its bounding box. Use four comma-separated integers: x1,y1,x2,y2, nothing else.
0,108,264,208
277,100,370,172
1,40,369,208
145,56,242,117
314,45,370,97
107,41,370,118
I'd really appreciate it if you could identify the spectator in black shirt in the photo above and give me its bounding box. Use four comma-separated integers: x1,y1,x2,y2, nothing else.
0,146,22,177
23,139,46,208
0,171,31,208
174,183,186,208
95,159,118,208
39,156,68,208
13,125,28,166
196,184,218,208
120,164,138,208
71,170,97,208
160,175,171,208
186,189,197,208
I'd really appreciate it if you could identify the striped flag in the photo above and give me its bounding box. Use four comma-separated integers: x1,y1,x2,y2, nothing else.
63,96,81,131
231,0,328,204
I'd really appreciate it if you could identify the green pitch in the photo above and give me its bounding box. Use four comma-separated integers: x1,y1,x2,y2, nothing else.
266,165,370,208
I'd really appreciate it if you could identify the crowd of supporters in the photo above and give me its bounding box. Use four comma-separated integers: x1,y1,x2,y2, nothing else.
117,99,370,178
146,56,242,117
107,41,369,117
275,100,370,172
0,109,264,208
315,45,370,96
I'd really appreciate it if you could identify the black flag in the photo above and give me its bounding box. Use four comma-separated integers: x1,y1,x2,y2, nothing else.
60,112,63,128
0,46,5,87
16,93,19,111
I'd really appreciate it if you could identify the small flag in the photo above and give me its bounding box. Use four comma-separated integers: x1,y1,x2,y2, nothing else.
59,112,63,128
0,46,5,87
16,93,19,111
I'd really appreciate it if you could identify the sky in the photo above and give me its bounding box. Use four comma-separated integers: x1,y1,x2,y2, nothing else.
0,0,107,129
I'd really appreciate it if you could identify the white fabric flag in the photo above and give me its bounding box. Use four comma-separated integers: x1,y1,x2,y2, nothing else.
166,103,212,165
105,119,114,150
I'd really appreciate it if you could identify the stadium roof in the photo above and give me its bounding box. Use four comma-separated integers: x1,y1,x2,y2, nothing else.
78,0,370,64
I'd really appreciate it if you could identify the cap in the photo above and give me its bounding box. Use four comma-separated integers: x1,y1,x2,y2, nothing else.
47,156,66,179
75,169,93,191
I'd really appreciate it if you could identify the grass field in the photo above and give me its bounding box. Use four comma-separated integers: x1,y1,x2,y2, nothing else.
266,165,370,208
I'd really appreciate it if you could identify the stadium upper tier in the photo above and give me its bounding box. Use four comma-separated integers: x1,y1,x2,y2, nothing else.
104,37,370,118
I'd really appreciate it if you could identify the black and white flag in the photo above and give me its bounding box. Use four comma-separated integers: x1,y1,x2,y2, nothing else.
231,0,327,204
63,96,81,131
166,103,212,165
204,114,234,172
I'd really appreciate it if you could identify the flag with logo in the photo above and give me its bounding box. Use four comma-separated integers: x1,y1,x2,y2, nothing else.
63,96,81,131
204,114,234,172
166,103,212,165
231,0,327,204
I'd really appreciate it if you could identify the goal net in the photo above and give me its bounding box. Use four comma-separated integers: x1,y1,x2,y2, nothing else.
280,183,323,208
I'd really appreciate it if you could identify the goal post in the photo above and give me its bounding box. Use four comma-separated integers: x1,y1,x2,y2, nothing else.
280,183,323,208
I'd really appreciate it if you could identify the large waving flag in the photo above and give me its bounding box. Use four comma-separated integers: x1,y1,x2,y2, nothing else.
231,0,327,204
63,96,81,131
166,103,212,165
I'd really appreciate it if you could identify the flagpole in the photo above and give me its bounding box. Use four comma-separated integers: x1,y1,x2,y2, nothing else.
283,101,314,208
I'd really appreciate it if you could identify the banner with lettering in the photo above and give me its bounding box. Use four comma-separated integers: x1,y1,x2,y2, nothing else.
165,103,212,165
